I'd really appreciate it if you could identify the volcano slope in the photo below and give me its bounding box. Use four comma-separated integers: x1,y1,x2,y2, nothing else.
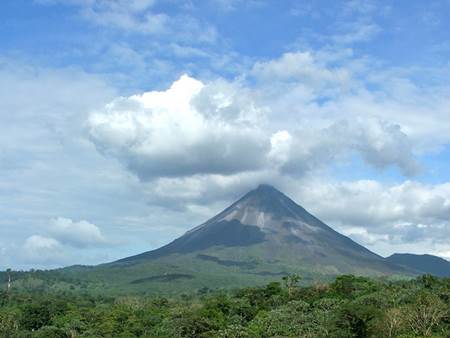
60,184,412,294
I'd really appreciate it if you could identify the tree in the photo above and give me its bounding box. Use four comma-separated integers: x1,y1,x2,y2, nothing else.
282,274,302,298
34,326,68,338
0,308,20,336
246,300,327,337
404,292,448,337
379,307,405,338
20,302,52,331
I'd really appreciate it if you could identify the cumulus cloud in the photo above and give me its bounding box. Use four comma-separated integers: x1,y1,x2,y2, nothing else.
88,75,269,179
12,218,110,267
269,118,419,177
85,43,449,184
88,72,420,181
50,217,108,248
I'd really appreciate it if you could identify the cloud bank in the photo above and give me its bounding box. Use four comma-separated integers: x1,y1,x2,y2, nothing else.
88,72,420,181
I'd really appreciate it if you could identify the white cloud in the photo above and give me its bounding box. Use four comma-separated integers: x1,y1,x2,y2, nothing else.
268,130,292,167
88,73,420,181
294,179,450,248
139,169,277,209
81,0,168,35
272,118,419,177
50,217,108,248
10,218,110,267
0,60,135,268
252,51,352,95
88,75,269,179
337,226,389,245
333,0,383,45
332,22,381,44
22,235,67,265
342,0,378,16
252,50,450,152
433,250,450,260
36,0,217,43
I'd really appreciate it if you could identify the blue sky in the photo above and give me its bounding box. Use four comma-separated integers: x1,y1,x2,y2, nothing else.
1,0,450,269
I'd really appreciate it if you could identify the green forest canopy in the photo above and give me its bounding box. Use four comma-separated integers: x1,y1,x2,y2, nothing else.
0,274,449,337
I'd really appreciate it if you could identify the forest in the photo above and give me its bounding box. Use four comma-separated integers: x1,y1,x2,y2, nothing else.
0,274,449,337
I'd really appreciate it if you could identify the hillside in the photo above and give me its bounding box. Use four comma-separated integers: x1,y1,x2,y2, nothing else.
386,253,450,277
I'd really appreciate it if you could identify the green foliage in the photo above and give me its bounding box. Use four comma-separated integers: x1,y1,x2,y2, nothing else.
34,326,68,338
0,274,448,337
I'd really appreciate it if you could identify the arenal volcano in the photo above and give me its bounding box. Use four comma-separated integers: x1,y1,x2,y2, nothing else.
119,184,392,272
92,184,410,293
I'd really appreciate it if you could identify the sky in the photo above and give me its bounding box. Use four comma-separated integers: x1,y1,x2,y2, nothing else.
1,0,450,270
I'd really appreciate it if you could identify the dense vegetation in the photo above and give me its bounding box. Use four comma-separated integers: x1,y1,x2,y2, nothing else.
0,274,449,337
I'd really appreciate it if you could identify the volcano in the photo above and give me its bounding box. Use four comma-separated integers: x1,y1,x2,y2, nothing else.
87,184,409,293
57,184,416,294
119,184,391,270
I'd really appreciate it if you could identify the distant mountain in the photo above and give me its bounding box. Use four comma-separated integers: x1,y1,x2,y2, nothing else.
386,253,450,277
9,184,421,295
59,184,409,294
117,184,404,276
